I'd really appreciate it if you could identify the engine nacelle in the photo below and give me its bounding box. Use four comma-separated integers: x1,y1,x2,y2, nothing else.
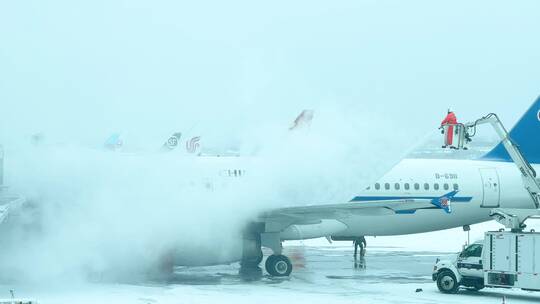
280,219,347,240
330,236,363,241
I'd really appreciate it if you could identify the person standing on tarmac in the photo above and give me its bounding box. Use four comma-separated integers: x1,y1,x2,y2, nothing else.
354,236,367,269
353,236,366,258
441,109,458,149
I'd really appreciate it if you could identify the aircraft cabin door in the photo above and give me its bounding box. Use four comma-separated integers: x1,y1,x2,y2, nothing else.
479,168,500,208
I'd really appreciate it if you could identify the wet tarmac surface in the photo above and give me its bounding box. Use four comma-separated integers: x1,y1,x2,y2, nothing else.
2,245,540,304
162,245,452,286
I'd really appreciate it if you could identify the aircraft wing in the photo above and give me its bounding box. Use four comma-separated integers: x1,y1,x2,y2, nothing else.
258,199,436,231
0,195,26,225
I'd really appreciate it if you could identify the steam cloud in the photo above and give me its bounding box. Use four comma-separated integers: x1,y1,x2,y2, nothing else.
0,102,422,283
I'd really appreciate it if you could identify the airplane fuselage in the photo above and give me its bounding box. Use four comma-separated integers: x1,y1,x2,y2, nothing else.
331,158,536,237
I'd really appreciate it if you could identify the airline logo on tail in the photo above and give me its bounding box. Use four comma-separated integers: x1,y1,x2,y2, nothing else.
537,109,540,121
166,136,179,149
186,136,201,153
161,132,182,151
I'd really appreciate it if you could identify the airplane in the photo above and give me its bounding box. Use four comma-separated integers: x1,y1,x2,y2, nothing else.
170,96,540,277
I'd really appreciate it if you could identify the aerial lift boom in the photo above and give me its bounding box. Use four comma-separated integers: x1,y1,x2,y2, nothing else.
449,114,540,230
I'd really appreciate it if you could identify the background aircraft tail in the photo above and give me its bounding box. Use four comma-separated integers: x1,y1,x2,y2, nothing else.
185,136,201,154
289,110,314,131
161,132,182,152
104,133,123,151
482,96,540,164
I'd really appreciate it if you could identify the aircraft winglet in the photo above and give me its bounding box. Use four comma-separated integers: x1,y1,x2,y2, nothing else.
430,190,458,214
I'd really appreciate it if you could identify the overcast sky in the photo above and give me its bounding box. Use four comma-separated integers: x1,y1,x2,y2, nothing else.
1,0,540,147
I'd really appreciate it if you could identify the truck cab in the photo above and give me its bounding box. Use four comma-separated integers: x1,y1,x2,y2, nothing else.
433,241,485,293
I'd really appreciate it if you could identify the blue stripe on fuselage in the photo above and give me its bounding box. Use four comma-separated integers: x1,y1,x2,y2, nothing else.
350,195,473,203
395,210,418,214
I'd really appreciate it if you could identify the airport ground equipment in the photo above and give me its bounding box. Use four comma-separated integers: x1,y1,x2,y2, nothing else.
433,230,540,293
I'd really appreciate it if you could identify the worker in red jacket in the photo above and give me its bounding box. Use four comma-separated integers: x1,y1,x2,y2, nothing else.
441,110,457,148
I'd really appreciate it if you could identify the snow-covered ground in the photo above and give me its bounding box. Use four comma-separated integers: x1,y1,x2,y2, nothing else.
2,244,540,304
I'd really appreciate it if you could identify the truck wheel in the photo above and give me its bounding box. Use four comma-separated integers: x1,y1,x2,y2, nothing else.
437,270,459,294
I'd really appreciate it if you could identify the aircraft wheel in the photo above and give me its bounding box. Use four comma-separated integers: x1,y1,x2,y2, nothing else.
265,254,292,277
437,270,459,294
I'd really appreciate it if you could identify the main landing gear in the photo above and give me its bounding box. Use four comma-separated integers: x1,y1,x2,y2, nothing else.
241,224,293,277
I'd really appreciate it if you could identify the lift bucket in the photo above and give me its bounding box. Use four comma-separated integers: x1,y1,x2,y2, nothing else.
455,124,467,149
441,124,467,149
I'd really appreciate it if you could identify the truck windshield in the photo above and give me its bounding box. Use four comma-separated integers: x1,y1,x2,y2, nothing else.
461,244,482,258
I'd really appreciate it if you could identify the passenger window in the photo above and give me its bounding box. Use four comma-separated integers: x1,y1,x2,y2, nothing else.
404,183,410,190
394,183,400,190
453,183,459,191
414,183,420,190
375,183,381,190
385,183,390,190
424,183,429,190
444,183,449,190
434,183,439,190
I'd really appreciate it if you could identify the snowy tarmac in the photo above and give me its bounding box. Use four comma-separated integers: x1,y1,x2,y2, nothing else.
2,245,540,304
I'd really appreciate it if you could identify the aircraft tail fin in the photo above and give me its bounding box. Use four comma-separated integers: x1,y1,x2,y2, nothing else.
482,96,540,164
161,132,182,152
185,136,201,154
104,133,123,151
289,110,314,131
